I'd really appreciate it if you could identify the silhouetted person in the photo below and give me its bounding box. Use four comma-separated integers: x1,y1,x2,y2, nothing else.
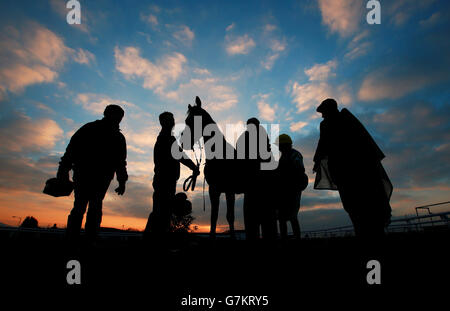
236,117,276,240
20,216,39,228
144,112,199,236
57,105,128,242
275,134,307,240
313,98,392,239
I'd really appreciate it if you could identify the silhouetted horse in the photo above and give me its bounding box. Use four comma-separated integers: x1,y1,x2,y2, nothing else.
180,97,246,238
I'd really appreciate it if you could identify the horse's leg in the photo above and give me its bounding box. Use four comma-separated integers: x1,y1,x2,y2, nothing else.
225,192,235,239
209,187,220,238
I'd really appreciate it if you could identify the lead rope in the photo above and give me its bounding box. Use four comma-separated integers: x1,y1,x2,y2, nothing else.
196,140,206,212
202,170,206,212
183,139,207,212
195,140,206,212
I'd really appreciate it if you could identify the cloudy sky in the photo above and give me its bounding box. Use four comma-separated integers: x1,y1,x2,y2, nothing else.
0,0,449,232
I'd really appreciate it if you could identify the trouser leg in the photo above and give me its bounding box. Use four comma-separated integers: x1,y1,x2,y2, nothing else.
279,219,288,240
146,181,176,235
85,197,103,241
244,192,258,240
145,190,161,234
261,206,277,240
290,217,301,239
66,185,88,240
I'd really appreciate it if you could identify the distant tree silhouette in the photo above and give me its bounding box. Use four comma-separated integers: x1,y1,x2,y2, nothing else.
170,214,195,233
20,216,39,228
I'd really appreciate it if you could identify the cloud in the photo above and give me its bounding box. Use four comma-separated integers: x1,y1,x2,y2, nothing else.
173,25,195,45
264,24,277,32
304,60,337,81
362,101,450,195
105,180,153,219
358,66,448,101
0,111,63,153
290,121,308,132
345,41,371,60
255,94,277,122
226,23,235,32
193,68,211,75
49,0,90,33
419,12,443,27
0,22,95,96
290,60,352,114
0,156,54,192
270,39,286,52
262,39,287,70
290,60,336,113
291,81,333,113
317,0,363,37
344,30,371,60
124,124,160,150
73,48,96,65
35,102,55,114
163,77,238,111
76,93,136,115
114,46,187,95
386,0,436,27
300,208,352,231
143,14,159,27
226,34,256,55
0,64,58,94
262,53,280,71
0,23,72,94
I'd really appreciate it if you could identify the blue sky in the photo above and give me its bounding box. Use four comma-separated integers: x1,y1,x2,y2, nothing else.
0,0,449,231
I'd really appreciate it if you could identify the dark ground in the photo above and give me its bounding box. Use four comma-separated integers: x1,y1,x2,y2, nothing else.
1,229,448,308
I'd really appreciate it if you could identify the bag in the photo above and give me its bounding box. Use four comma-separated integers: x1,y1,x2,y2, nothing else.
43,178,74,197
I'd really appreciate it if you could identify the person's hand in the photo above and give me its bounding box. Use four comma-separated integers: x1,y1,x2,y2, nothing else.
115,183,126,195
193,166,200,176
56,168,70,181
312,162,320,174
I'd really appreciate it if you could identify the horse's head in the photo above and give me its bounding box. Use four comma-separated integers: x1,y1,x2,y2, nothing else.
180,96,213,150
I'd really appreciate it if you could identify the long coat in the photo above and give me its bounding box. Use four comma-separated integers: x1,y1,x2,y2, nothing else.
313,108,392,226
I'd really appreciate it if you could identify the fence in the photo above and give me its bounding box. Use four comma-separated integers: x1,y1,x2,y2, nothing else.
302,201,450,238
1,202,449,240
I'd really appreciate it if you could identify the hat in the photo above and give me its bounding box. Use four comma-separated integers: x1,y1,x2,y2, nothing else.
276,134,292,145
317,98,338,113
247,117,260,126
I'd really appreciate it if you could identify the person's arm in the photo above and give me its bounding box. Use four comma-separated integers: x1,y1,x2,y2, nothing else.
115,134,128,195
313,122,327,173
171,134,199,174
179,145,199,174
57,128,81,180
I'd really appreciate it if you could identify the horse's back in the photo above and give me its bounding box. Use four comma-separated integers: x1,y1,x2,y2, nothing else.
204,159,250,193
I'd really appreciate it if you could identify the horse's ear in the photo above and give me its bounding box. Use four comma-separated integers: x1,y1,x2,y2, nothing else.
195,96,202,107
188,104,192,110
